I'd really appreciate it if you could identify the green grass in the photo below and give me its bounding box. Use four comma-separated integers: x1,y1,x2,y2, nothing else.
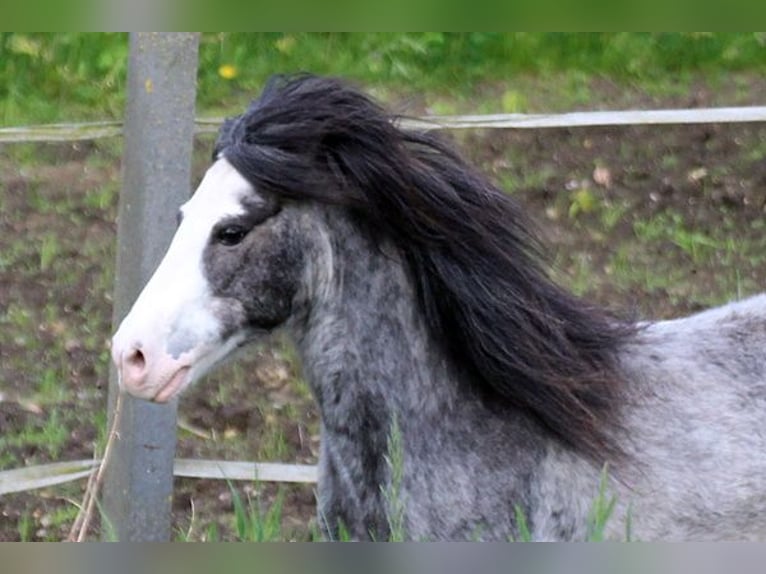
172,438,627,542
382,415,407,542
2,33,765,125
500,165,557,195
586,465,619,542
17,513,34,542
176,414,629,542
174,483,298,542
633,211,720,264
512,505,533,542
38,233,60,271
1,408,69,459
229,484,286,542
41,505,80,541
508,465,631,542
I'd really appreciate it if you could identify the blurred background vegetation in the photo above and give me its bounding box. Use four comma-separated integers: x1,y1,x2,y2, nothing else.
1,32,765,125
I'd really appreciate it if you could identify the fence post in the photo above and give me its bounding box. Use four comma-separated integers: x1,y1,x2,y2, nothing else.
102,32,200,541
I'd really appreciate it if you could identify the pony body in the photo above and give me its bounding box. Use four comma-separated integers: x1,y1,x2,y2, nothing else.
111,75,766,540
297,212,766,540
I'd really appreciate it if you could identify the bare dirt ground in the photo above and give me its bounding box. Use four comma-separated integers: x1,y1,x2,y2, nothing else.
1,78,765,540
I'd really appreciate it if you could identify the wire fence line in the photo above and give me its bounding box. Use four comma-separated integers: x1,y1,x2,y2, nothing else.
2,105,766,144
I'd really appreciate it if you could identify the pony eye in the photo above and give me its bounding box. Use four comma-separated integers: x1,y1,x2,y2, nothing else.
215,225,248,246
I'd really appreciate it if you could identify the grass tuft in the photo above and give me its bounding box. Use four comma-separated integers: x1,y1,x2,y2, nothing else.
586,465,618,542
513,505,533,542
229,482,285,542
381,414,407,542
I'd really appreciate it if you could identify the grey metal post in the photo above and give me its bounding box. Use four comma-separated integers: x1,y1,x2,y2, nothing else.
103,32,200,541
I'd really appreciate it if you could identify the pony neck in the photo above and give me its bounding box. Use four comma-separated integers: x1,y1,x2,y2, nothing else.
293,217,462,425
287,212,554,539
288,216,475,538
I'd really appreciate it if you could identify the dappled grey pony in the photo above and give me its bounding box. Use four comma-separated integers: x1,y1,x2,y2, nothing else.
111,75,766,541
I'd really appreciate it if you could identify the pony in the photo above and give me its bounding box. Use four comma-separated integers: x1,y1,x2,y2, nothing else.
111,74,766,540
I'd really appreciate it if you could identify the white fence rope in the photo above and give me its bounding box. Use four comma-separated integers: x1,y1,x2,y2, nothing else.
1,106,765,143
0,458,317,495
400,106,766,130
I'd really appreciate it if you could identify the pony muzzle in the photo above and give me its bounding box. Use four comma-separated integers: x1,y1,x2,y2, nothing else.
112,341,192,403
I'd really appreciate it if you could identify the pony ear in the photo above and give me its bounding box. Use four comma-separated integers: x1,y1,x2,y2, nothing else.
213,116,241,160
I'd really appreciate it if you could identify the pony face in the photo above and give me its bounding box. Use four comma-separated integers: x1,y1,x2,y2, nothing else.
111,158,309,402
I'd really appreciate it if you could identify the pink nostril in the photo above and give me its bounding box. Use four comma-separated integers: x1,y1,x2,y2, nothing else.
127,348,146,370
122,346,148,388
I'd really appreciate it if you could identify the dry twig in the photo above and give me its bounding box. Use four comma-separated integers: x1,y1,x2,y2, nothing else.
67,392,123,542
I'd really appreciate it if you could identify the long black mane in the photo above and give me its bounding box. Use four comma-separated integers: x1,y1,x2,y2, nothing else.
216,74,634,461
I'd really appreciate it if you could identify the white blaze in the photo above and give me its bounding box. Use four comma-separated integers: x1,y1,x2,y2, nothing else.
111,159,254,401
